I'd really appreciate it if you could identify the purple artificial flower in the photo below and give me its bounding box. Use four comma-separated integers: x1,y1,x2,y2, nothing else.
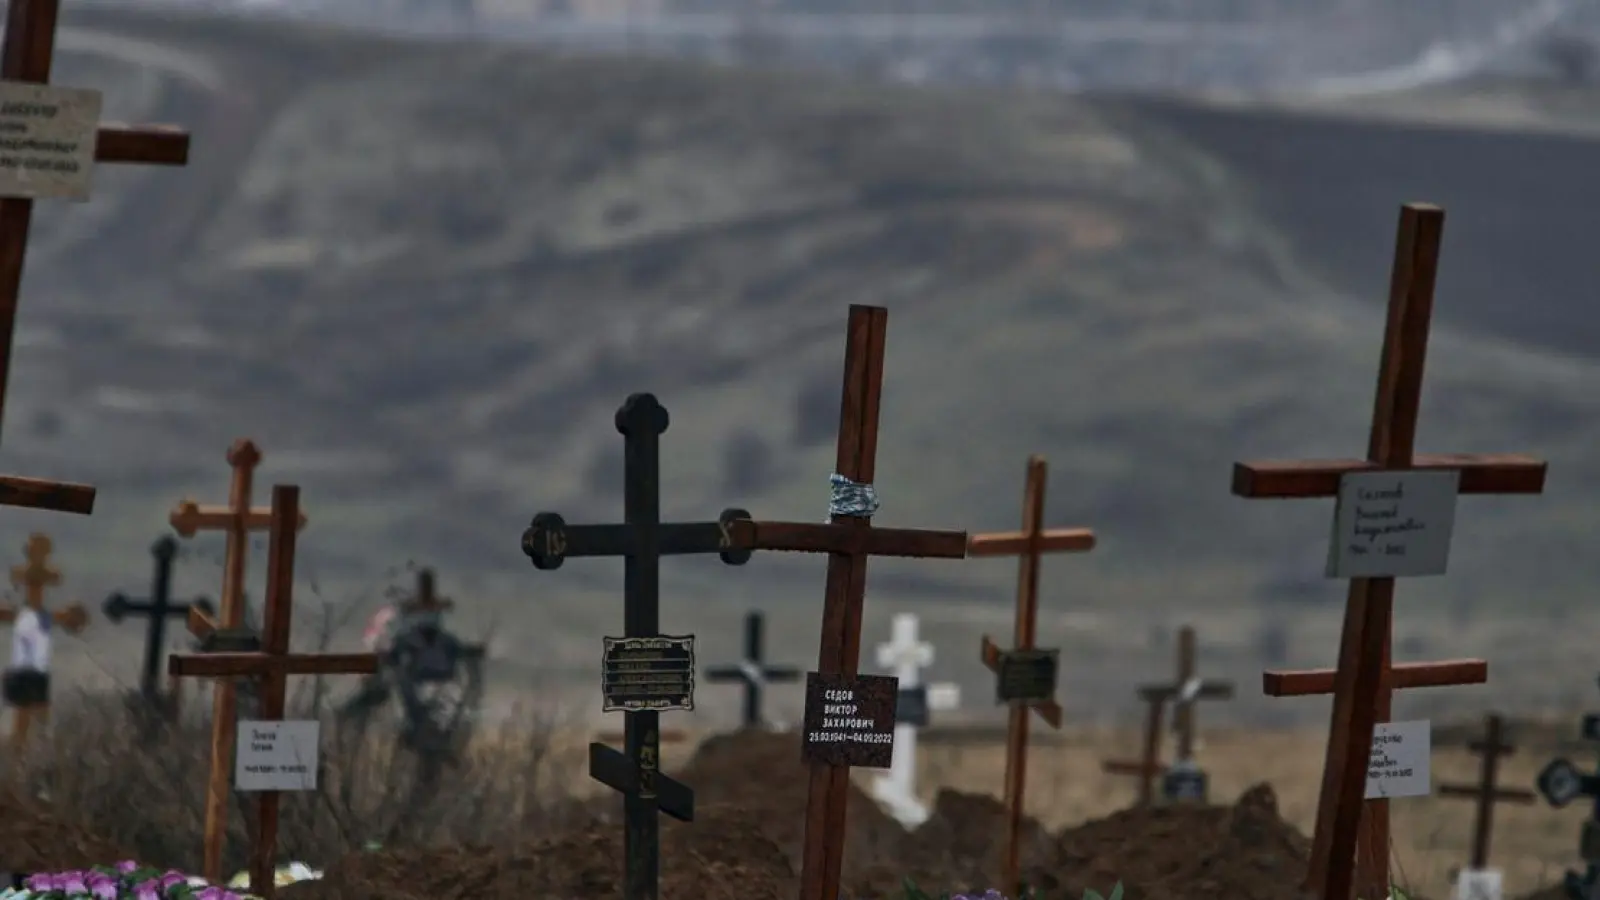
62,871,89,895
24,872,60,893
115,861,139,875
133,877,163,900
89,876,117,900
195,886,242,900
159,871,188,891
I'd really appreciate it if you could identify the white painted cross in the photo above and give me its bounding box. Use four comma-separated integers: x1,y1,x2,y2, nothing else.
871,612,960,827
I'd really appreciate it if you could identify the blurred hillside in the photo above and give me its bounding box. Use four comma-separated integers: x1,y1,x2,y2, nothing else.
13,5,1600,727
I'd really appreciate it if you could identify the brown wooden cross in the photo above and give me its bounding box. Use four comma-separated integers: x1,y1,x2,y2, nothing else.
1438,713,1535,871
168,485,375,899
968,454,1094,897
401,567,453,615
0,532,84,746
725,305,968,900
1100,692,1169,807
1232,203,1547,900
168,439,308,884
0,0,189,457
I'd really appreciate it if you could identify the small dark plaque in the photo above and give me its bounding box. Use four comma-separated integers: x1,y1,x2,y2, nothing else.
1582,819,1600,864
896,685,929,728
995,648,1060,705
802,671,898,769
602,635,696,712
1162,764,1208,803
1583,713,1600,744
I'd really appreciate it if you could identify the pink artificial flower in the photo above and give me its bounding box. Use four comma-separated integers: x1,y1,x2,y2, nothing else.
134,877,163,900
115,861,139,874
90,877,118,900
24,872,59,892
63,872,89,894
159,871,188,890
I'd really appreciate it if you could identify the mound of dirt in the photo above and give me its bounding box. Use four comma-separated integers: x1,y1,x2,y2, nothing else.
0,789,138,875
281,803,794,900
1026,783,1311,900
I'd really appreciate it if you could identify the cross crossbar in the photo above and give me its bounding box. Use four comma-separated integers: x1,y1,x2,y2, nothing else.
1233,455,1546,498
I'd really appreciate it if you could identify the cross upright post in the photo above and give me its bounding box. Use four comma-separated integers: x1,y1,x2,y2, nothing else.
520,392,756,900
169,485,377,899
1232,204,1547,900
402,568,454,615
103,535,214,708
968,454,1095,898
1100,692,1169,807
0,532,84,746
169,439,306,884
723,305,969,900
1438,714,1534,870
0,0,189,455
704,610,801,729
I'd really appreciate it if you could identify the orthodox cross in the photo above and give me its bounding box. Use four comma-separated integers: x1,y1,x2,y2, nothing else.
870,611,961,828
1135,625,1234,802
1233,204,1546,900
169,438,307,883
520,391,754,900
1438,714,1534,871
0,532,84,746
704,610,800,729
103,534,213,707
0,0,189,508
168,485,376,899
969,454,1095,898
1100,691,1169,807
724,305,969,900
1538,681,1600,900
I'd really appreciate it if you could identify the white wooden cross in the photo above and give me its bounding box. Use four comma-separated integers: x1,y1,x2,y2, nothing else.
871,612,960,827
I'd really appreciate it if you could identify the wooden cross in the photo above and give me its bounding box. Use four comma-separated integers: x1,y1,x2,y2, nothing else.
401,567,453,615
704,610,801,728
1232,203,1547,900
1438,713,1535,871
969,454,1095,897
520,391,755,900
1100,692,1169,807
1138,627,1234,771
168,485,376,899
0,531,83,746
724,305,969,900
102,534,213,707
0,0,189,457
168,438,307,884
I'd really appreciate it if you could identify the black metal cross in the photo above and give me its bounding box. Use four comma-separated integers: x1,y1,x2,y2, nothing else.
520,392,754,900
1538,677,1600,900
704,610,800,728
103,535,214,704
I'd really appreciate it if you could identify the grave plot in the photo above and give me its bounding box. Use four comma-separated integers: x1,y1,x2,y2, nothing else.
1233,203,1547,900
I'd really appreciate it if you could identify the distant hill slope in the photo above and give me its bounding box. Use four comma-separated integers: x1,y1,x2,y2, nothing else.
21,5,1600,724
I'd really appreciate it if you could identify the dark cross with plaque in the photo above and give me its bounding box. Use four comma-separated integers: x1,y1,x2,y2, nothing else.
1438,714,1534,871
520,392,753,900
168,486,378,899
704,610,800,728
1537,681,1600,900
1100,692,1170,807
725,305,969,900
971,454,1096,898
103,535,214,706
1234,204,1546,900
0,0,188,516
1135,625,1234,803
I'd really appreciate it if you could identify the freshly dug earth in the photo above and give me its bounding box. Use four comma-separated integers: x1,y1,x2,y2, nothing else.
0,789,138,875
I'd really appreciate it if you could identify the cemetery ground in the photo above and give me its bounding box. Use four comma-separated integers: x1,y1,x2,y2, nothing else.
2,680,1595,900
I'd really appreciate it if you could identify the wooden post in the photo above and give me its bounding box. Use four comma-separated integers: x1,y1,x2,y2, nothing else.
724,306,969,900
0,533,85,747
1438,713,1535,870
168,485,376,899
968,455,1094,897
1099,693,1168,806
168,439,308,884
1232,204,1547,900
0,0,189,449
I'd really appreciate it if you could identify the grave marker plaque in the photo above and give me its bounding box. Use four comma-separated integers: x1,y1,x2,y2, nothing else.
995,648,1059,705
802,672,896,769
603,635,695,712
